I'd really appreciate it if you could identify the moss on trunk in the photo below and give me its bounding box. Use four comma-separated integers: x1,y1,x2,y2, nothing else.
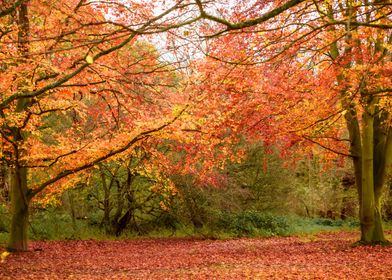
6,167,30,252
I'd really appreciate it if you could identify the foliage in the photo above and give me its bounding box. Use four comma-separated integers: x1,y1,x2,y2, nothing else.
5,206,363,241
169,174,250,230
1,0,391,251
223,143,356,218
0,0,194,250
2,206,103,241
79,151,178,235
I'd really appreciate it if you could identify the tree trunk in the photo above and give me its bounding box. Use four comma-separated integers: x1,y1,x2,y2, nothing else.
98,164,111,231
5,0,32,252
67,190,77,231
359,190,386,244
358,100,389,244
6,166,30,251
0,161,10,202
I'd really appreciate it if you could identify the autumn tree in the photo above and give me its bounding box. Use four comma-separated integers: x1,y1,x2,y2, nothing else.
0,0,307,252
317,0,391,245
193,0,391,244
0,0,204,251
0,0,337,252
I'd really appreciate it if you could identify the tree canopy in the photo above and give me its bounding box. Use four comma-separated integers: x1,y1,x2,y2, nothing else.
0,0,391,251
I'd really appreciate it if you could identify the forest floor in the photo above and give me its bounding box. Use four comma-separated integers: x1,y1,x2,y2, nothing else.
1,231,392,279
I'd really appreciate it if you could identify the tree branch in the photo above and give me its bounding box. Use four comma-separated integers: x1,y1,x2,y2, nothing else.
301,135,352,157
0,1,191,110
197,0,307,36
0,0,26,18
29,105,188,198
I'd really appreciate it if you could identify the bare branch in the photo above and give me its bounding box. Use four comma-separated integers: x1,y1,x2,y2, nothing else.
197,0,307,37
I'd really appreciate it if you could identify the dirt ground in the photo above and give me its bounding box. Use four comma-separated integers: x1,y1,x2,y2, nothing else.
1,231,392,279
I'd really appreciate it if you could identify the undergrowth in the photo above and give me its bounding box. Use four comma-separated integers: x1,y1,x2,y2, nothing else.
1,205,390,243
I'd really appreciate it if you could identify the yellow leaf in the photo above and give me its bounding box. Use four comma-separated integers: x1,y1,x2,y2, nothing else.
85,55,94,64
172,105,184,117
1,251,10,263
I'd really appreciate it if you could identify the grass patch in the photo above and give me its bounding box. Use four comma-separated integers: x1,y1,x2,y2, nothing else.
288,216,358,236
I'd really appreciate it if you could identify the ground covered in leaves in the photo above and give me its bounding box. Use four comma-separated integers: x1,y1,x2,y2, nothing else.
1,231,392,279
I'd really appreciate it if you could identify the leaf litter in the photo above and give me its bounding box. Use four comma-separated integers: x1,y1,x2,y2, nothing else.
1,231,391,279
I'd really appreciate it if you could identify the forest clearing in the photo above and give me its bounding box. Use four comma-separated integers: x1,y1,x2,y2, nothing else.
0,0,391,278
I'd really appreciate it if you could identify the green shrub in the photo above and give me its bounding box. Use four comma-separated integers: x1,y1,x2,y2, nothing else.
29,208,72,239
214,211,291,237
